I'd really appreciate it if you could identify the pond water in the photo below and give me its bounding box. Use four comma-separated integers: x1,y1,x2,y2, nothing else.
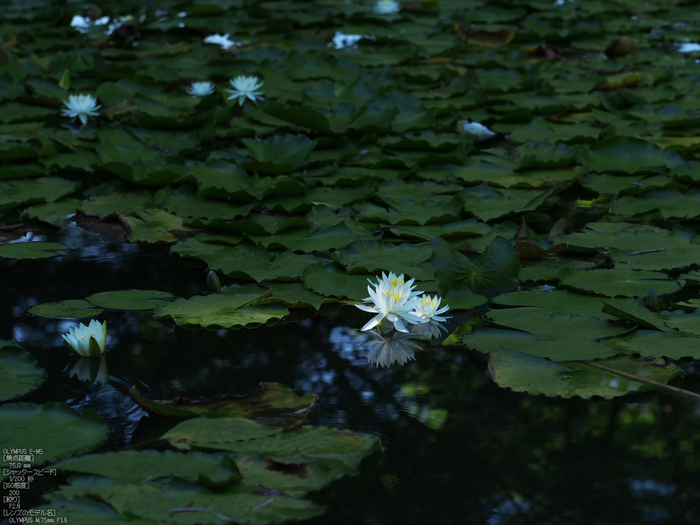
3,227,700,524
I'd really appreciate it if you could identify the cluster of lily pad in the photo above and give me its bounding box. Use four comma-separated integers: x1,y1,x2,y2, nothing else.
5,0,700,394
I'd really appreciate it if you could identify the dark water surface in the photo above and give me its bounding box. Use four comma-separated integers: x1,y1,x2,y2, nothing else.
2,228,700,525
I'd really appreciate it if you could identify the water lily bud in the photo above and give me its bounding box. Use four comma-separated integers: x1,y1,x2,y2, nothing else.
58,69,71,90
644,287,659,311
206,270,221,293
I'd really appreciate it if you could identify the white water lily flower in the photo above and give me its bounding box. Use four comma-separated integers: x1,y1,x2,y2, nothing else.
373,0,401,14
225,75,265,105
61,94,101,126
70,15,110,33
413,294,451,323
331,32,367,49
459,120,497,139
62,320,108,357
186,81,216,97
356,272,423,333
203,33,240,50
361,331,422,368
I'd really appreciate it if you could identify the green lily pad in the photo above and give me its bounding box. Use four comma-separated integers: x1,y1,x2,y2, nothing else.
493,289,629,318
154,285,288,328
34,495,142,525
336,241,433,281
0,241,67,259
613,189,700,220
263,283,337,310
86,290,174,311
0,402,108,469
601,330,700,359
0,341,45,402
129,382,317,427
558,267,680,297
432,235,520,295
580,136,684,174
248,223,358,253
55,450,241,487
164,418,382,476
488,348,683,399
53,477,324,524
302,262,373,301
558,222,700,271
28,299,104,319
0,177,78,212
465,312,630,361
242,134,316,175
662,310,700,336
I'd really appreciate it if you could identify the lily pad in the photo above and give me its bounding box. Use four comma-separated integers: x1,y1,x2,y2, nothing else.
488,348,683,399
154,286,288,328
55,450,241,488
164,418,382,476
0,241,67,259
242,134,316,175
580,136,684,174
52,477,324,524
0,341,45,402
601,330,700,360
86,290,174,311
129,382,317,427
302,262,373,301
28,299,104,319
558,267,680,297
432,235,520,295
465,312,630,361
0,402,108,469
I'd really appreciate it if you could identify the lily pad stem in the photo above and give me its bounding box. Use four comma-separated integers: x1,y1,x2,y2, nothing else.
586,362,700,402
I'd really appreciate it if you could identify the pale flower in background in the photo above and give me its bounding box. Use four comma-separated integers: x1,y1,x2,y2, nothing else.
373,0,401,14
70,14,110,33
331,32,369,49
186,81,216,97
61,94,101,126
459,120,497,139
225,75,265,105
62,319,108,357
361,331,422,368
203,33,241,50
356,272,423,333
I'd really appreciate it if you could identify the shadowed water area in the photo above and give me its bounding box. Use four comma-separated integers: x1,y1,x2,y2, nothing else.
4,0,700,523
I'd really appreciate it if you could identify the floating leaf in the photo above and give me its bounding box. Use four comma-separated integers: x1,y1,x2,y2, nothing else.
558,267,680,298
0,241,67,259
52,477,324,524
580,137,684,174
0,403,108,469
432,236,519,295
164,418,382,476
465,312,630,361
129,382,317,427
0,341,45,402
86,290,174,311
488,348,683,399
28,299,104,319
55,450,241,488
601,330,700,360
242,134,316,175
154,285,288,328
